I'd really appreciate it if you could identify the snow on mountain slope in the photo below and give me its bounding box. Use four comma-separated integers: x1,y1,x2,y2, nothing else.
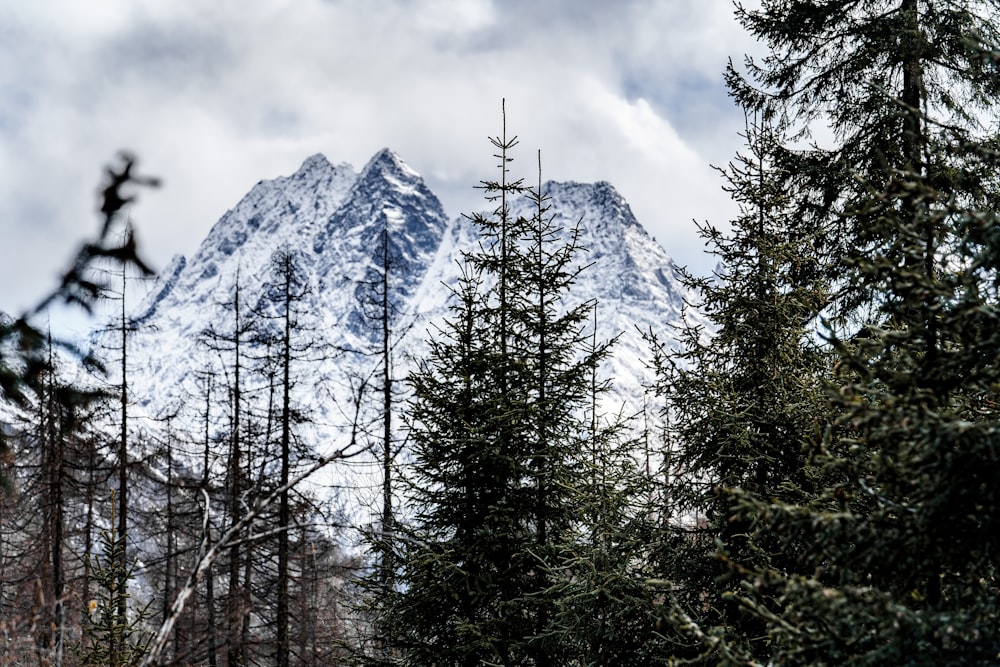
109,149,702,525
511,180,690,414
310,148,450,348
135,153,356,330
126,152,360,428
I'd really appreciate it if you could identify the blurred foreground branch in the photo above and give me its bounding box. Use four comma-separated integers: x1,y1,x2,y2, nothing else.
0,152,159,406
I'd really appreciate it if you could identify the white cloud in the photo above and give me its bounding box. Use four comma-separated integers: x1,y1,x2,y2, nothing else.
0,0,757,328
412,0,497,35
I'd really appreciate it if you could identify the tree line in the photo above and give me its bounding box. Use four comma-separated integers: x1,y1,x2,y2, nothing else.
3,1,1000,664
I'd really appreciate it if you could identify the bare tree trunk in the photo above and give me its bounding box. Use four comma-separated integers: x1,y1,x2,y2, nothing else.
82,438,97,656
162,424,176,662
277,256,292,667
226,277,245,667
50,399,65,667
202,376,219,667
379,228,394,587
116,264,130,667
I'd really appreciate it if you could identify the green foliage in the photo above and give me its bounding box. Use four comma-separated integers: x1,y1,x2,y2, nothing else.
653,112,833,664
357,110,653,665
733,148,1000,667
548,409,664,666
657,2,1000,665
77,493,152,667
729,0,1000,319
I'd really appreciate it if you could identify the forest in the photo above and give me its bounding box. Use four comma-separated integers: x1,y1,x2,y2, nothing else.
3,1,1000,665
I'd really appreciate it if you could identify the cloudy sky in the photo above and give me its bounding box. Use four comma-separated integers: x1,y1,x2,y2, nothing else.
1,0,764,333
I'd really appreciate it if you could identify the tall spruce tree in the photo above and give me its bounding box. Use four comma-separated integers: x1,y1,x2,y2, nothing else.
504,154,617,664
549,308,663,666
654,112,831,665
672,2,1000,664
364,110,612,665
735,124,1000,667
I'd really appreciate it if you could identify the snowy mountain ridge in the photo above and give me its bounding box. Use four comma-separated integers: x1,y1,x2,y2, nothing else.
113,149,700,513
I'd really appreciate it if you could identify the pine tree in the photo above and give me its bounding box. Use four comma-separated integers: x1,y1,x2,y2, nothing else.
77,493,151,667
364,109,615,665
548,311,663,666
728,0,1000,321
726,138,1000,666
505,155,635,664
653,112,831,664
680,2,1000,663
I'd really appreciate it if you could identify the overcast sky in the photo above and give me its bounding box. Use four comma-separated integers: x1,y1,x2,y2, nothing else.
1,0,764,334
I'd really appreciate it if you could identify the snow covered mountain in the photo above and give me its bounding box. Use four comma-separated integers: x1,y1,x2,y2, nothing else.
116,148,699,511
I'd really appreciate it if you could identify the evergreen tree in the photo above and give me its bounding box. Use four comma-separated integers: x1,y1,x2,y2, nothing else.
77,493,151,667
728,0,1000,321
667,2,1000,663
653,112,831,664
364,110,614,665
549,310,663,666
725,136,1000,666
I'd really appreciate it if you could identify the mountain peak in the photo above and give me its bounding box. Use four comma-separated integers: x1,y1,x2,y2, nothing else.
295,153,334,174
312,148,449,281
543,180,640,230
360,148,421,183
121,151,693,417
290,153,356,187
298,152,333,172
100,150,697,543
